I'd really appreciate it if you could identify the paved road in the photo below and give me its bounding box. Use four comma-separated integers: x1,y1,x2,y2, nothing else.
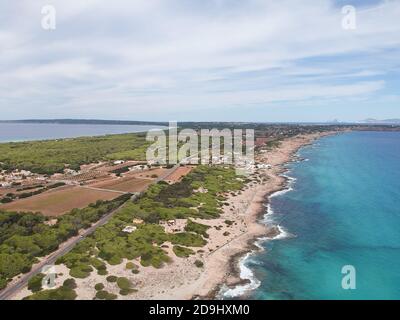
0,201,128,300
0,159,192,300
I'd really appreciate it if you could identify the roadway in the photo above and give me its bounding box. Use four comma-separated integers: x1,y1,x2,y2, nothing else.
0,157,194,300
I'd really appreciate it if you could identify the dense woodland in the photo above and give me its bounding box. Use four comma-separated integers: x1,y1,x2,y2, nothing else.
0,133,150,175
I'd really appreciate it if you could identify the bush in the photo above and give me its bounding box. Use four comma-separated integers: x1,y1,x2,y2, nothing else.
63,278,77,290
173,246,194,258
97,269,108,276
119,288,136,296
125,262,136,270
106,275,118,283
95,283,104,291
0,277,7,290
194,260,204,268
95,290,117,300
24,287,77,300
116,277,132,290
28,273,44,292
0,197,13,204
69,265,92,279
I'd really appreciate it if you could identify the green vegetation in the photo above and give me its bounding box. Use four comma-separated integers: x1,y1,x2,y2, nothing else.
53,166,244,283
173,246,194,258
27,273,44,292
106,275,118,283
0,133,150,174
125,262,136,270
116,277,132,290
63,278,77,290
23,286,77,300
194,260,204,268
95,290,117,300
0,194,130,288
95,283,104,291
116,277,135,296
185,219,210,238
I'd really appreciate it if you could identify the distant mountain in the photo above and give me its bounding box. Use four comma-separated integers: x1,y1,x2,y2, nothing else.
360,118,400,124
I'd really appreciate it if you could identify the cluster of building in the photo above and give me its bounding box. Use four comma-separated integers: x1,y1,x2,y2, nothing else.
0,169,45,188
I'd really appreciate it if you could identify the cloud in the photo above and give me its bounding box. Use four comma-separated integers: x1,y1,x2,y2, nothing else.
0,0,399,120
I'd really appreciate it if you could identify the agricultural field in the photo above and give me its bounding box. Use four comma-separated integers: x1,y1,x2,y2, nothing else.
0,132,151,175
1,186,120,216
89,176,152,193
129,167,170,180
164,166,194,183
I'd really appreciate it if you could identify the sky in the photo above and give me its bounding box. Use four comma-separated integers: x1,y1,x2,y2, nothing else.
1,0,399,122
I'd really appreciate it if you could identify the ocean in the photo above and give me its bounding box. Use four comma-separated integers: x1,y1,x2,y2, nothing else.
240,131,400,300
0,122,164,143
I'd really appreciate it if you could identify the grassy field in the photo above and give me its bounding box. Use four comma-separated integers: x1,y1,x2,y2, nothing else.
0,132,151,175
1,186,120,216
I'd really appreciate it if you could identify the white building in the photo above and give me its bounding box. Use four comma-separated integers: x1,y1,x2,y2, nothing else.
122,225,137,233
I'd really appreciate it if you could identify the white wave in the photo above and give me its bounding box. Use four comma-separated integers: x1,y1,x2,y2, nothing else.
271,225,292,240
220,171,298,299
220,253,261,298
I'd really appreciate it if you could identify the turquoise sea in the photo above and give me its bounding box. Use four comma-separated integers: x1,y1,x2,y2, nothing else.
246,131,400,300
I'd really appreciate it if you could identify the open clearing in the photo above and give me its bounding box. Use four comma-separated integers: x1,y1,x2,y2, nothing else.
129,167,170,180
164,166,194,183
0,186,118,216
89,176,152,193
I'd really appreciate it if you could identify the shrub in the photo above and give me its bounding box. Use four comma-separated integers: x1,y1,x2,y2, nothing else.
0,277,7,290
95,283,104,291
125,262,136,270
106,275,117,283
194,260,204,268
173,246,194,258
95,290,117,300
97,269,108,276
28,273,44,292
116,277,132,290
24,287,77,300
119,288,137,296
63,278,77,290
0,197,13,204
69,265,92,279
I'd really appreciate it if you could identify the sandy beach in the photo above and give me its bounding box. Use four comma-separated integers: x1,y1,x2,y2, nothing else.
12,131,335,300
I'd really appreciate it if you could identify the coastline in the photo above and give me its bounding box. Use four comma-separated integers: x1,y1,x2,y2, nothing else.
10,131,337,300
202,131,338,300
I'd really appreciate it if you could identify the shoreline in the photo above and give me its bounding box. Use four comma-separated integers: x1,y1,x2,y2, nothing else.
10,131,338,300
205,131,338,300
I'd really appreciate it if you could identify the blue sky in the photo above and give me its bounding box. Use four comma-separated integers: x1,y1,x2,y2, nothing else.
1,0,399,122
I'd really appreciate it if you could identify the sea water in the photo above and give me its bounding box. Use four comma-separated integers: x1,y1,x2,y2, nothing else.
245,131,400,300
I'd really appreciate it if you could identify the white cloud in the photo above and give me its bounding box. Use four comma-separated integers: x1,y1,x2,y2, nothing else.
0,0,399,120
